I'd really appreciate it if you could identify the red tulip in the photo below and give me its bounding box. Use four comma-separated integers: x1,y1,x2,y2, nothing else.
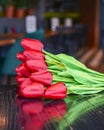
19,82,44,98
30,70,53,86
44,82,67,99
23,50,45,60
19,78,32,90
26,60,47,72
17,52,26,62
16,63,30,77
16,76,27,84
21,38,44,51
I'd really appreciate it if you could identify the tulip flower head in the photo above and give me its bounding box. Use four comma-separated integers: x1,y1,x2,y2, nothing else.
19,82,44,98
30,70,53,86
16,63,30,77
44,82,67,99
26,60,47,72
23,50,44,60
21,38,44,51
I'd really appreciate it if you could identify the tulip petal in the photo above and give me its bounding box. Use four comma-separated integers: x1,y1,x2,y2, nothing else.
21,38,44,51
44,82,67,99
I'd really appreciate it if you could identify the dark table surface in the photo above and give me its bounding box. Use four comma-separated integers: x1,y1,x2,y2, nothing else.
0,85,104,130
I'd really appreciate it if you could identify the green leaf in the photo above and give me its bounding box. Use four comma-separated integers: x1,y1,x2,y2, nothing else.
53,75,76,83
56,53,104,77
66,84,104,94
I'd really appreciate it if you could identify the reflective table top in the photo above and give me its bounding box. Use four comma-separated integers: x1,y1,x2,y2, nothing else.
0,85,104,130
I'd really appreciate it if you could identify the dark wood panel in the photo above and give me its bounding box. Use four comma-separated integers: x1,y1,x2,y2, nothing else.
79,0,99,48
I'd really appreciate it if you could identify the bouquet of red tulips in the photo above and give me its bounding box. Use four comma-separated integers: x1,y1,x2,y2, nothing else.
16,38,104,99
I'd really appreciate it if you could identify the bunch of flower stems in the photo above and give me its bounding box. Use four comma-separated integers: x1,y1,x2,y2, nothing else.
44,50,104,95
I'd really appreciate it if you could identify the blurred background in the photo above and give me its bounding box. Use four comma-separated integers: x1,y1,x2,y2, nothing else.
0,0,103,84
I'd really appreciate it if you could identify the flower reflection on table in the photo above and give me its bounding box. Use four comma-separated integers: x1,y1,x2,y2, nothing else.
15,93,104,130
16,96,67,130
